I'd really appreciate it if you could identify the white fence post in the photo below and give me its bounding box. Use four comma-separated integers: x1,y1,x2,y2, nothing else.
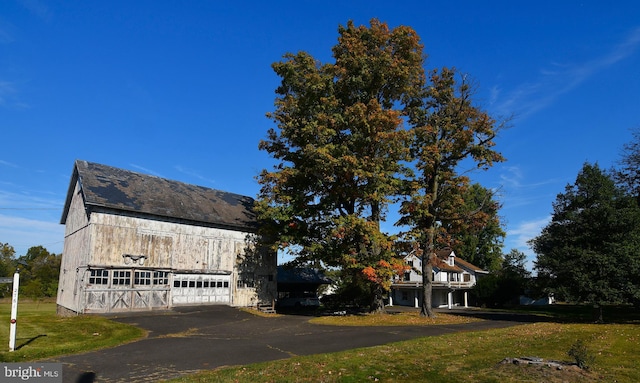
9,270,20,352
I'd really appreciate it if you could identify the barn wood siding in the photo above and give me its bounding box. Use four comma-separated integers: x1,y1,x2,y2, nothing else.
57,181,91,313
88,212,248,271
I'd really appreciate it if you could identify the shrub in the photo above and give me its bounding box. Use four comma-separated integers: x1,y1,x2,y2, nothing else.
567,339,596,370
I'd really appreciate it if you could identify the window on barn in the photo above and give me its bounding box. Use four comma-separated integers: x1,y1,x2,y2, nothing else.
153,271,169,285
113,270,131,286
134,271,152,286
237,273,255,288
89,269,109,285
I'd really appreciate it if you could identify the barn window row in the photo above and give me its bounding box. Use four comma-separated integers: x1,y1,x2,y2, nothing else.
172,278,230,289
88,269,170,287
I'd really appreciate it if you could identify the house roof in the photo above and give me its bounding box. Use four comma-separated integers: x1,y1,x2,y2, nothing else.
435,263,464,273
277,266,332,285
455,257,488,273
60,160,257,232
406,248,486,274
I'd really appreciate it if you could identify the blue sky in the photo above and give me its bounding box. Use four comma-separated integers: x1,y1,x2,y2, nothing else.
1,1,639,269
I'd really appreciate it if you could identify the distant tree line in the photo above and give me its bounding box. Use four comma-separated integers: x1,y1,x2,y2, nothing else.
0,243,61,299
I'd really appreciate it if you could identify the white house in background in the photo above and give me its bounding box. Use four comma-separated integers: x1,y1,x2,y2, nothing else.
389,248,488,309
57,160,277,315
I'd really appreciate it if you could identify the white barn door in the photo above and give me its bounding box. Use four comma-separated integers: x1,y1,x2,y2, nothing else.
171,274,231,305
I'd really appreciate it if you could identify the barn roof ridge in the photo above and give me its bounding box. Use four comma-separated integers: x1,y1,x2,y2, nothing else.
61,160,257,232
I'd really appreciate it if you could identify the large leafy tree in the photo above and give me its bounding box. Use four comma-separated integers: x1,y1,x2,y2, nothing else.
0,242,15,276
615,127,640,204
256,19,425,311
0,243,16,298
531,163,640,322
447,183,505,272
398,68,505,317
473,248,531,307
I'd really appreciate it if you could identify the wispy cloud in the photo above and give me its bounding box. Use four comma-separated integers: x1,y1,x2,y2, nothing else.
174,165,217,185
499,165,559,190
0,81,17,106
507,216,550,249
129,164,165,178
0,214,64,256
0,188,62,210
0,160,19,168
505,216,551,271
493,26,640,120
0,185,64,256
18,0,53,23
0,80,29,110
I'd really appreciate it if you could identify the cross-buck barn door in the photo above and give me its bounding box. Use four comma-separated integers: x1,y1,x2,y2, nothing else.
83,269,171,313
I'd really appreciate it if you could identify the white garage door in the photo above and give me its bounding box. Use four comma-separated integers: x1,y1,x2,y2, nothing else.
171,274,231,305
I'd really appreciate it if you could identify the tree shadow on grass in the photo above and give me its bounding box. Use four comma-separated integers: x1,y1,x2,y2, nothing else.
441,309,556,323
444,304,640,324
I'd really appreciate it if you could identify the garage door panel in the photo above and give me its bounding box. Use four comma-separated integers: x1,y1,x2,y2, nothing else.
172,274,230,305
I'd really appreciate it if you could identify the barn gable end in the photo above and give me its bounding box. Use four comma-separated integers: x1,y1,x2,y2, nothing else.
57,160,276,315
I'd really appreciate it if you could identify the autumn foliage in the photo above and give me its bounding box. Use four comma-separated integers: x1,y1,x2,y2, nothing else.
256,19,504,314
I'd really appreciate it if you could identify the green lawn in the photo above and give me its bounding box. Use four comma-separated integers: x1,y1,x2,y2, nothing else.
0,301,146,362
165,307,640,383
165,322,640,383
1,301,638,382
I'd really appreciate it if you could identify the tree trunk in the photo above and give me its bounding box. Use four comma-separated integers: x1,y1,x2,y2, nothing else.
368,200,386,314
420,259,435,317
593,304,604,323
370,285,386,313
420,165,439,318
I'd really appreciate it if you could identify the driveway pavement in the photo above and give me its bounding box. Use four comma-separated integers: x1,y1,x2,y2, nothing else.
48,306,537,383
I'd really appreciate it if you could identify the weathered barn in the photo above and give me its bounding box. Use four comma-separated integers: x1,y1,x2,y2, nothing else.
57,160,276,315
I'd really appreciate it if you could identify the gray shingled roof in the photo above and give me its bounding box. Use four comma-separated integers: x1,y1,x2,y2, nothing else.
61,160,257,232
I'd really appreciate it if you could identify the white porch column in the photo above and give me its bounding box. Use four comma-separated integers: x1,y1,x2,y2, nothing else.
414,291,419,308
388,289,394,307
464,291,468,308
447,291,453,310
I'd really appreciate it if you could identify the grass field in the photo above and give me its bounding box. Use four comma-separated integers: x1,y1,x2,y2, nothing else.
0,301,638,382
165,321,640,382
165,305,640,383
0,301,146,362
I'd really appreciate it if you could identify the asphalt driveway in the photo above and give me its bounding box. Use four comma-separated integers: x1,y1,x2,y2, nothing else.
49,306,535,383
